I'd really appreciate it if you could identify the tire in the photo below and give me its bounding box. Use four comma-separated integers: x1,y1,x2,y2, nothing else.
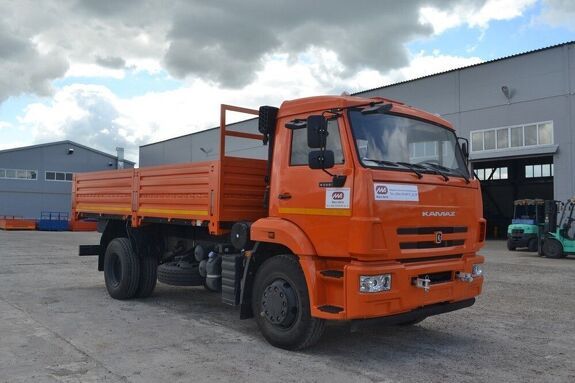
157,260,204,286
527,238,538,252
542,238,565,259
507,239,516,251
135,252,158,298
104,238,140,300
252,254,326,350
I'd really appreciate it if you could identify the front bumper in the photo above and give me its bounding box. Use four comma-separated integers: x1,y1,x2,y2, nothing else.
306,254,484,320
350,298,475,331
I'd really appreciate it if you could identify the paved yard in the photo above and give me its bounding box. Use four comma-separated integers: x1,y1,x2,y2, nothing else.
0,231,573,382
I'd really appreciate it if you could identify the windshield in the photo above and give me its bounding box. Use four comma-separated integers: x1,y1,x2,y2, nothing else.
349,109,468,176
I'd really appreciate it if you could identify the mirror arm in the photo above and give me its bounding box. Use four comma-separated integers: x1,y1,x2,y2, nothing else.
321,169,346,187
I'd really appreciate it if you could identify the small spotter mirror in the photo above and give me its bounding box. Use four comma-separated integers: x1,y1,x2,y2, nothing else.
308,150,335,170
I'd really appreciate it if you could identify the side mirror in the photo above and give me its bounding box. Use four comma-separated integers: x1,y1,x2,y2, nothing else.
461,141,469,158
258,106,278,135
458,136,469,158
309,150,334,170
307,115,328,148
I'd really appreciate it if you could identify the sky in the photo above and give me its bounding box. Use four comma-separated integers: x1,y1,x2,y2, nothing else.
0,0,574,163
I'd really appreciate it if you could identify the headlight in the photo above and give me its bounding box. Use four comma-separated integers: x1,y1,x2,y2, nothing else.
472,264,483,277
359,274,391,293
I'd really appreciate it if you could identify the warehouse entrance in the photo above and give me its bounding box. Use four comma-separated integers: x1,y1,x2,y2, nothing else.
472,156,553,239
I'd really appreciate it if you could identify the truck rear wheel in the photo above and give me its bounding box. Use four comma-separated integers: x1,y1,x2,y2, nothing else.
104,238,140,300
135,252,158,298
252,254,325,350
542,238,566,259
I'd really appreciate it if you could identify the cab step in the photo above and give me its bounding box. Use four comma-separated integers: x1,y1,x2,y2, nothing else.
319,270,343,279
318,305,344,314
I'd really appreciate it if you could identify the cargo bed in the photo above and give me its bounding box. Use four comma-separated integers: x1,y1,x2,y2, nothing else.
73,156,267,235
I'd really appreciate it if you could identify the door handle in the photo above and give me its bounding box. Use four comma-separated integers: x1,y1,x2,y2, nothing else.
278,193,292,200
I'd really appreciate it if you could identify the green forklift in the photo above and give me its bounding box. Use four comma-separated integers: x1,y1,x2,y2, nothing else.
540,198,573,259
507,199,545,251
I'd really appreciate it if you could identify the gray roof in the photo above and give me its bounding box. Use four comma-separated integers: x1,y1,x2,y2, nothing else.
0,140,135,164
354,41,575,95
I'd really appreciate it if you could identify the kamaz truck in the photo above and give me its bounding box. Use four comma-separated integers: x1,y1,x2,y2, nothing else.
74,95,485,350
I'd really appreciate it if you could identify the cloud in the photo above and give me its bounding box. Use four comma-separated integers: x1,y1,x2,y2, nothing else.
0,23,68,103
17,85,147,161
162,0,446,87
1,0,496,101
95,56,126,69
540,0,575,30
420,0,537,34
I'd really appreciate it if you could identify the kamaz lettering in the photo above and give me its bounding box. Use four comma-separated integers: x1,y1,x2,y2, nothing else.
422,211,456,217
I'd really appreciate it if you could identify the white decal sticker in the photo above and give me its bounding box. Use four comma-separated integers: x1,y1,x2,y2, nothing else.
374,183,419,201
326,188,350,209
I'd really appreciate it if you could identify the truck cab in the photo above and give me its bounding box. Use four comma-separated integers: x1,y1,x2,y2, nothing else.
252,95,485,326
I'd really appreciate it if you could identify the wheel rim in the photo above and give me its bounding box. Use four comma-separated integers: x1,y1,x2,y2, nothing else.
110,254,122,287
261,279,298,328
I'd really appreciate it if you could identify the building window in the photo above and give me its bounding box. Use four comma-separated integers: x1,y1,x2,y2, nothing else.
0,168,37,180
525,164,553,178
471,121,553,152
409,141,438,159
475,167,509,181
45,171,74,182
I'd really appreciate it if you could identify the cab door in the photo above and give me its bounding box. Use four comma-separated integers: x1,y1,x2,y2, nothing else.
270,115,354,257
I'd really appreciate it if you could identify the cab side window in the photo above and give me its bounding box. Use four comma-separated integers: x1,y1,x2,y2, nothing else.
290,119,344,166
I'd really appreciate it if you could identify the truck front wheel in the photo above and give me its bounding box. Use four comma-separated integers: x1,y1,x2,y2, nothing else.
252,254,325,350
104,238,141,300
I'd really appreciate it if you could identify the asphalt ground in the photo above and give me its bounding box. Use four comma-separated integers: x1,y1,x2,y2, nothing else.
0,231,573,382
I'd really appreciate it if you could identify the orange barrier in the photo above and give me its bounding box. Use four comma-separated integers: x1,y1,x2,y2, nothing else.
0,217,36,230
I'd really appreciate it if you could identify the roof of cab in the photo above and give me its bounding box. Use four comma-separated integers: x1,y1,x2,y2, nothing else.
278,95,453,130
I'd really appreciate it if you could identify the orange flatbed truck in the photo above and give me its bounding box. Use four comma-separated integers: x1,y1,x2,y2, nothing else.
74,95,485,350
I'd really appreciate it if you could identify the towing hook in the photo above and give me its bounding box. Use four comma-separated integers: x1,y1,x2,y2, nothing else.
456,272,474,283
414,276,431,293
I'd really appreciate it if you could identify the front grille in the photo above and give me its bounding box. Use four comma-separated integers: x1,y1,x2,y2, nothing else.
399,239,465,249
397,226,467,235
512,229,524,234
400,254,463,264
414,271,453,285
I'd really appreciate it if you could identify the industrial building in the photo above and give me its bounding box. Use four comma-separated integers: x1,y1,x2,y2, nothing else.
140,42,573,238
0,141,133,219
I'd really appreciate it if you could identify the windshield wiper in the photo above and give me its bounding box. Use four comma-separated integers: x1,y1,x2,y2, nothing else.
362,158,400,167
417,162,449,182
420,162,470,184
396,162,423,179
